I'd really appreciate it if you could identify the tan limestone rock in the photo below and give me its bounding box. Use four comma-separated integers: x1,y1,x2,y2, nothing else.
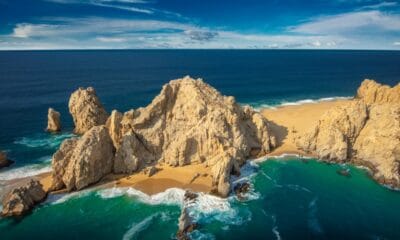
356,79,400,105
51,126,114,191
46,108,61,132
69,87,109,134
106,110,123,148
1,179,47,217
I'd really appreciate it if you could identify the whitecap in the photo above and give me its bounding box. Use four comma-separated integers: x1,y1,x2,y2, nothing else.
123,213,157,240
14,133,75,149
0,164,51,181
244,96,353,111
47,189,94,205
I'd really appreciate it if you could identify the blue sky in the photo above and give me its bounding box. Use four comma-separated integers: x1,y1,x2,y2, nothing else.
0,0,400,49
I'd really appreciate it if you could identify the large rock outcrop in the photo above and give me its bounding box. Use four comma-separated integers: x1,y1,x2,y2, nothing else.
69,87,109,134
51,126,115,191
297,79,400,187
109,76,276,196
1,179,46,217
46,108,61,132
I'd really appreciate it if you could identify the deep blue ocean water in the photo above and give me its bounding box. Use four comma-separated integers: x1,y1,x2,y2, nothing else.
0,50,400,239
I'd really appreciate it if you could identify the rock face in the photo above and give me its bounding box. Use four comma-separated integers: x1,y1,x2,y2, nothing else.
51,126,115,191
297,79,400,187
1,179,47,217
297,100,368,162
69,87,109,134
46,108,61,132
111,76,276,196
0,151,14,169
356,79,400,105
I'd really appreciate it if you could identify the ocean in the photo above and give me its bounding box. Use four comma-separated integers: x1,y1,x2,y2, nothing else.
0,50,400,239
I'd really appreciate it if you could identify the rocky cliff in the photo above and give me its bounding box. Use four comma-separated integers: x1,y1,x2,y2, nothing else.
297,79,400,187
69,87,109,134
51,76,276,197
51,126,115,191
106,77,276,196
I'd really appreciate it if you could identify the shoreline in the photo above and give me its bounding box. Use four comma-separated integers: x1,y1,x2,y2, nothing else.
1,98,351,197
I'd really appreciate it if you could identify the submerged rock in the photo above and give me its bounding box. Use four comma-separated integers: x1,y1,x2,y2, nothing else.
69,87,109,134
0,151,14,169
46,108,61,132
51,126,115,191
297,79,400,187
1,179,47,217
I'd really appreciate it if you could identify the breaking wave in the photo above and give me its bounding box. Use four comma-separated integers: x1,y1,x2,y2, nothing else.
0,163,51,181
247,96,352,111
14,133,75,149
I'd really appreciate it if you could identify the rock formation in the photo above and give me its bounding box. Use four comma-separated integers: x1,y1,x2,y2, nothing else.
0,151,14,169
110,76,276,196
297,79,400,187
51,126,115,191
46,108,61,132
1,179,47,217
176,190,198,240
356,79,400,105
69,87,109,134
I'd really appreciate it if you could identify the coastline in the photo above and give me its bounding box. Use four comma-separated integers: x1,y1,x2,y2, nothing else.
1,98,352,198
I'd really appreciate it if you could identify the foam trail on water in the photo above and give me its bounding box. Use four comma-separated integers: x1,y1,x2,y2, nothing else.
0,164,51,181
247,96,352,111
123,213,158,240
271,215,282,240
14,133,75,149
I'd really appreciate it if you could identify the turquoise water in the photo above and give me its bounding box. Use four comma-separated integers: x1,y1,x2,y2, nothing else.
1,158,400,239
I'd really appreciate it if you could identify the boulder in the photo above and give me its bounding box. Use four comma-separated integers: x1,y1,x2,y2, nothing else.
46,108,61,132
1,179,47,217
51,126,115,191
0,151,14,169
69,87,109,134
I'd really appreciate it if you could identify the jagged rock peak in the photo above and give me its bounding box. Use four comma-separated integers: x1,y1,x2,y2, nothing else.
356,79,400,105
116,76,276,196
68,87,109,134
46,108,61,132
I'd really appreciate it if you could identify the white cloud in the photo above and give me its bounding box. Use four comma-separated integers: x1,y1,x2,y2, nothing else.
291,10,400,34
394,41,400,46
358,1,398,10
96,36,127,42
45,0,152,14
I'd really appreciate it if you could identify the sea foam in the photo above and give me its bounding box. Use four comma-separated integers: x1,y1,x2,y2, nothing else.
14,133,75,149
248,96,352,111
0,164,51,181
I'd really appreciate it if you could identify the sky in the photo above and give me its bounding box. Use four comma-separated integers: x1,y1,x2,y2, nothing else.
0,0,400,49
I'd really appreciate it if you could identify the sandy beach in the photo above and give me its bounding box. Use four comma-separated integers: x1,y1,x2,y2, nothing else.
262,99,352,157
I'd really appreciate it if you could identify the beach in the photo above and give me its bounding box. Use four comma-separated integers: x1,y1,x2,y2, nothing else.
262,99,352,157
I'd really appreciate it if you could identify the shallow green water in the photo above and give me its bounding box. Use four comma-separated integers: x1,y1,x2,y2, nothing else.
1,158,400,240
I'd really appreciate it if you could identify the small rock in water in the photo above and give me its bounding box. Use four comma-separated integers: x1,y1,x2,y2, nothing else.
1,179,47,217
46,108,62,132
336,168,351,177
176,208,197,240
0,151,14,169
234,182,251,200
184,190,198,202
